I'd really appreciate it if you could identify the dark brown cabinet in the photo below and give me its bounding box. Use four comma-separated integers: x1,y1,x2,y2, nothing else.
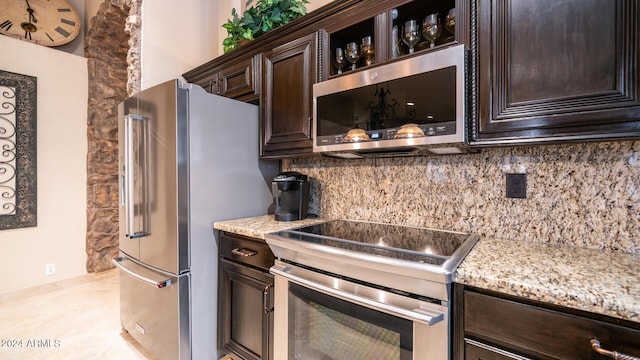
218,232,275,360
320,0,460,80
464,342,519,360
183,53,259,102
472,0,640,144
455,286,640,360
260,32,317,158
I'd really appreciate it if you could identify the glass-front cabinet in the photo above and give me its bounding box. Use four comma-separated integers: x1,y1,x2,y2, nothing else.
320,0,459,80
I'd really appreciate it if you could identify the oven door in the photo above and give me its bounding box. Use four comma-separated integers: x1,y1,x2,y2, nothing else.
271,260,449,360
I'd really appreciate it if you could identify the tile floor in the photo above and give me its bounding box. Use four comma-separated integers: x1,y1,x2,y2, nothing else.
0,269,234,360
0,269,153,360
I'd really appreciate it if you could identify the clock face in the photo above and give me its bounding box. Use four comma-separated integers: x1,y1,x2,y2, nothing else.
0,0,81,47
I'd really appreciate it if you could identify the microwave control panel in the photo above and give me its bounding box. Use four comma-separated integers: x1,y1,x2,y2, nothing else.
318,121,457,145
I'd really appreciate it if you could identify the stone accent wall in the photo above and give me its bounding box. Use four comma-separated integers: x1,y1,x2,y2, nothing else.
85,1,130,272
123,0,142,96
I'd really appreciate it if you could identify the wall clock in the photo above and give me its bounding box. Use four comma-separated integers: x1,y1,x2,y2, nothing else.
0,0,81,47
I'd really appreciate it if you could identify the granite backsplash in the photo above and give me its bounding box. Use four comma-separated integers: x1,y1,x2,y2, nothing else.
283,140,639,254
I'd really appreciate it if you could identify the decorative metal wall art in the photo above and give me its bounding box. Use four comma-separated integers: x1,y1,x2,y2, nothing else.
0,70,37,230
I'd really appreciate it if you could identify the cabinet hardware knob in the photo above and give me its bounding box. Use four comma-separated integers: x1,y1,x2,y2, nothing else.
591,338,640,360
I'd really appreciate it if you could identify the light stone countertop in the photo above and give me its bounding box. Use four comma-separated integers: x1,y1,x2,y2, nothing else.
455,237,640,323
213,214,327,240
214,215,639,324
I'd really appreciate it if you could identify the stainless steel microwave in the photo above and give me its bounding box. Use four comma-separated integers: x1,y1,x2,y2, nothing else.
313,44,470,158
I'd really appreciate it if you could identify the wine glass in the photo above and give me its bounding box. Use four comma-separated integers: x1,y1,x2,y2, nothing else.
333,47,346,74
445,8,456,36
361,36,375,66
345,42,361,70
402,20,421,54
391,25,404,58
422,13,441,48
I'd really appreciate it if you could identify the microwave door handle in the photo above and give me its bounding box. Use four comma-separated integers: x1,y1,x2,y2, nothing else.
124,114,150,238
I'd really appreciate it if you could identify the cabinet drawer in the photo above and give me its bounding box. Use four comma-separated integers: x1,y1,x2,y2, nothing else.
220,232,275,271
464,290,640,359
218,57,257,100
464,340,527,360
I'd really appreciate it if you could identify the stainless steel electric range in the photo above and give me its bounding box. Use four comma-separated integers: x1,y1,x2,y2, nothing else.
264,219,479,360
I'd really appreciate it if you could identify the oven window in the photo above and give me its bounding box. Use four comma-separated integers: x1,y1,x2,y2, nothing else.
288,283,412,360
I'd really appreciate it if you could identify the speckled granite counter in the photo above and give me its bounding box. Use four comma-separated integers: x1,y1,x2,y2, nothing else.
214,216,639,324
213,215,327,239
455,237,640,323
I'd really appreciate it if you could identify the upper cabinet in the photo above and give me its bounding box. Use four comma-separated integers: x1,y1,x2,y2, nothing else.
183,52,259,103
260,32,317,158
319,0,462,81
471,0,640,145
184,0,640,159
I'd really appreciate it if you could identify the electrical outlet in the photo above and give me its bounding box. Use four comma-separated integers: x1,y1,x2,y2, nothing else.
506,173,527,199
45,263,56,276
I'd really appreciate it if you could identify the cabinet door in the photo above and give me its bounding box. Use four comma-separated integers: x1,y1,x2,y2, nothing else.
261,32,317,158
473,0,640,144
219,258,274,360
182,54,258,102
217,54,260,102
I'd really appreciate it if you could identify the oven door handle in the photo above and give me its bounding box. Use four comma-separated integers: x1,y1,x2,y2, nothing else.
271,266,444,326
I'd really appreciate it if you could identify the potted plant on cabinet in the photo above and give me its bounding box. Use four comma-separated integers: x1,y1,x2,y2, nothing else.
222,0,310,53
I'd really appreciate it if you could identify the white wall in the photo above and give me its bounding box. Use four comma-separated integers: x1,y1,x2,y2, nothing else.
140,1,219,89
141,0,336,89
0,36,88,294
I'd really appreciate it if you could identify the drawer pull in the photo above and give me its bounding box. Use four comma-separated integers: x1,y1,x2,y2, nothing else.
231,247,257,257
591,338,639,360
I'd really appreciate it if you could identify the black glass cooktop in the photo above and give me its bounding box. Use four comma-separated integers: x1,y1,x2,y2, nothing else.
275,220,475,265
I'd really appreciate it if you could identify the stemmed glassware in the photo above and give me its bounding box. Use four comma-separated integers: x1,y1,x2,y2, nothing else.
401,20,421,54
422,13,441,48
391,25,404,58
361,36,375,66
445,8,456,37
345,42,361,70
333,47,346,74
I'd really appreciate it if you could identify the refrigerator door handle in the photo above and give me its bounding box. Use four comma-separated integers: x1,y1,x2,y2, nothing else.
123,114,151,238
112,257,174,289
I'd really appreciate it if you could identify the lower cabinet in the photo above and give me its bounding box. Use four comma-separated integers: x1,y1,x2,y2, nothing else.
456,286,640,360
464,341,523,360
218,232,275,360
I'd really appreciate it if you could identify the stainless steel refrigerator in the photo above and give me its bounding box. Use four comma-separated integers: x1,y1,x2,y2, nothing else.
112,79,278,360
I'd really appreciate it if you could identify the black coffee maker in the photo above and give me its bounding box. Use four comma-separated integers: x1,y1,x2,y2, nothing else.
272,171,310,221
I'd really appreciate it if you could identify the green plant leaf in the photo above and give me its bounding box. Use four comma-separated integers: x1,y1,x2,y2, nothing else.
223,0,308,51
243,11,256,25
242,28,254,40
